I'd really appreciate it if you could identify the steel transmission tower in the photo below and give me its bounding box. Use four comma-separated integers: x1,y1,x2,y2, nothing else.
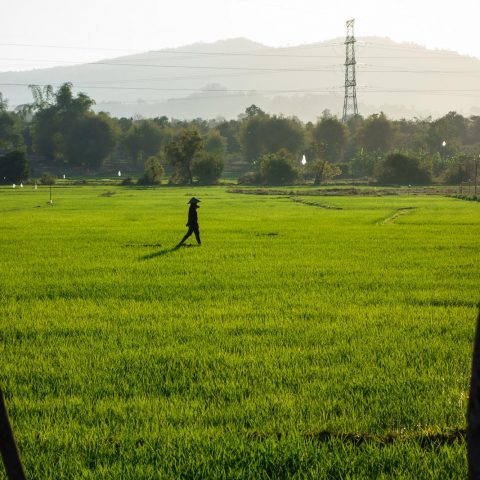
342,19,358,122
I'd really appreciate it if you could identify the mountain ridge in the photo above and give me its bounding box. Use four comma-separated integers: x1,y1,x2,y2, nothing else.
1,37,479,120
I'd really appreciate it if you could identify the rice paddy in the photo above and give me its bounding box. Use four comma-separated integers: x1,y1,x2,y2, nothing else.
0,185,479,479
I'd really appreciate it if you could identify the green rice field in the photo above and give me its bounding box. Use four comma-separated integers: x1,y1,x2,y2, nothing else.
0,185,479,479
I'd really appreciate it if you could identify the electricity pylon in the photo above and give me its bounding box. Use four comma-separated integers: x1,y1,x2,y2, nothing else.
342,19,358,122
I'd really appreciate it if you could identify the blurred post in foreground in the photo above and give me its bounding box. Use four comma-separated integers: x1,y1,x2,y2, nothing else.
468,309,480,479
0,387,26,480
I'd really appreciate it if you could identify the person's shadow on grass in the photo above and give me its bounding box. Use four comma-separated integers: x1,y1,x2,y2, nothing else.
139,244,200,261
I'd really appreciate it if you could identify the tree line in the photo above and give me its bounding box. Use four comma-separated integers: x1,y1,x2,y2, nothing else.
0,83,479,185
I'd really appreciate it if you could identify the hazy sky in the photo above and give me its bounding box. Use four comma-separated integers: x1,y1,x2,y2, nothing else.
1,0,479,71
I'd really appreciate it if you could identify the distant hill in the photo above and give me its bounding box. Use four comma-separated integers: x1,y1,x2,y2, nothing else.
1,37,479,121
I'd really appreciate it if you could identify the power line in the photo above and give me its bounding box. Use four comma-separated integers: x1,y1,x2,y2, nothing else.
2,57,480,75
0,58,345,72
0,41,345,55
3,82,479,97
0,82,343,94
0,43,145,53
4,41,476,60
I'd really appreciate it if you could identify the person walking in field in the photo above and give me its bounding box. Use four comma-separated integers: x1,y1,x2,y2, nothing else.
177,197,201,246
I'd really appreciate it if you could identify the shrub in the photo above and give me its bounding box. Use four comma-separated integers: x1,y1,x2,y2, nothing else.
259,149,298,185
238,171,263,185
306,159,342,185
137,156,164,185
0,150,29,183
443,160,474,184
38,171,56,185
376,152,431,185
192,153,224,184
120,176,136,186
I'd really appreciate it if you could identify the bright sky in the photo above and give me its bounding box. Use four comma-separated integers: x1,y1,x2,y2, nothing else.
1,0,479,71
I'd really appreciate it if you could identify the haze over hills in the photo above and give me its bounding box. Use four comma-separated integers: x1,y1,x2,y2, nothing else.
1,37,479,121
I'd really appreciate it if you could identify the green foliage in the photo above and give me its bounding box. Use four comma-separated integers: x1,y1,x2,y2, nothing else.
204,129,227,158
240,114,304,164
442,157,475,184
216,119,242,154
350,149,378,178
29,83,116,170
306,159,342,185
165,129,204,184
191,152,224,184
311,114,347,162
38,171,56,185
376,152,431,185
259,148,298,184
0,92,25,150
0,109,23,150
360,113,394,152
0,92,8,111
245,104,265,117
123,120,166,165
137,156,164,185
0,150,29,183
237,170,263,184
63,113,118,169
120,176,136,186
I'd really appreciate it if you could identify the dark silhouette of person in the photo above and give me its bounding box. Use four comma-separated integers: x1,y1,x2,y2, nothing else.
178,197,201,246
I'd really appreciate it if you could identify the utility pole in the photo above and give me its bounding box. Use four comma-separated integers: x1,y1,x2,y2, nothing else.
342,19,358,123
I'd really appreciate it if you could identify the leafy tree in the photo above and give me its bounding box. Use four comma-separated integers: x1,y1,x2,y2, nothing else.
425,111,466,156
0,93,7,111
258,149,298,185
204,129,227,158
63,113,118,169
239,114,264,164
0,110,23,150
138,156,164,185
376,152,431,185
359,113,393,152
216,119,241,153
54,82,94,118
307,159,342,185
29,83,101,167
153,116,169,128
192,152,224,184
165,129,203,184
38,171,56,185
123,120,166,165
311,115,346,162
29,84,55,111
0,92,24,150
443,155,475,184
116,117,133,132
0,150,29,183
31,106,60,160
350,149,379,178
245,104,265,118
239,114,304,164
